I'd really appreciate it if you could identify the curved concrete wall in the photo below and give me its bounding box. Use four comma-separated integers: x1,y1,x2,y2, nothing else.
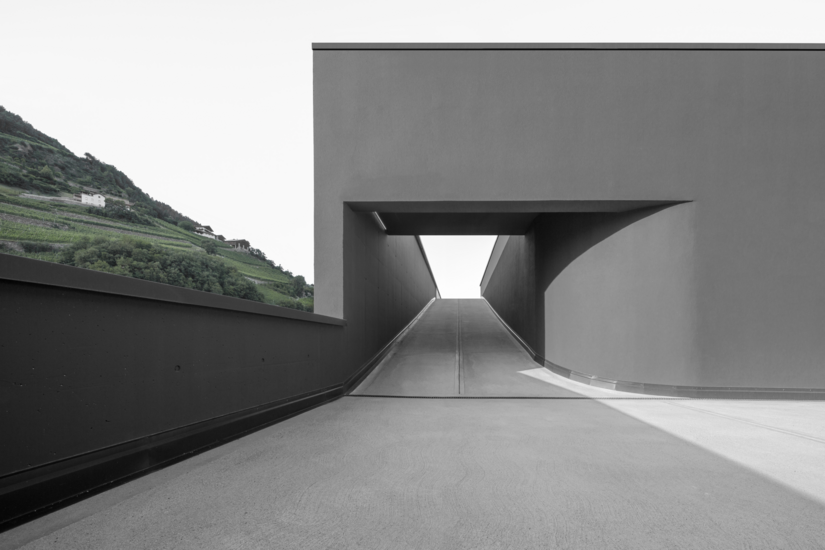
481,205,699,387
315,46,825,390
535,205,698,386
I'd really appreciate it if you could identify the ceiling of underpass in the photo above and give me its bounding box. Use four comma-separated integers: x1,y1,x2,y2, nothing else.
348,200,682,235
379,212,538,235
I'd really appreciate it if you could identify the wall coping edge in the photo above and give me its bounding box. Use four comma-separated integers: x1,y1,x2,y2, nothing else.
0,253,346,326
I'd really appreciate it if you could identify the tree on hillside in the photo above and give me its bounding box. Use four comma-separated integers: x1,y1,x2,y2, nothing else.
58,237,262,302
292,275,306,297
203,240,218,255
179,220,195,232
97,202,153,226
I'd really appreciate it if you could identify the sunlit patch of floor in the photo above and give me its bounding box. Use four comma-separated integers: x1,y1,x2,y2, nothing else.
521,365,825,507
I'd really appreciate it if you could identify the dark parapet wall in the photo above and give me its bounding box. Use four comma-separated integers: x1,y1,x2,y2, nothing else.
0,254,347,526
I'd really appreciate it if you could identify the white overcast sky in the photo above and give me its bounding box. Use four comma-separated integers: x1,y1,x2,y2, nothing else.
3,1,824,295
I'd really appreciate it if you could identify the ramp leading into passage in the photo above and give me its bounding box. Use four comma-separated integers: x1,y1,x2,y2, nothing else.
353,299,578,397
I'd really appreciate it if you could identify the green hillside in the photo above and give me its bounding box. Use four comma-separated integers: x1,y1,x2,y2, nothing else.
0,106,313,311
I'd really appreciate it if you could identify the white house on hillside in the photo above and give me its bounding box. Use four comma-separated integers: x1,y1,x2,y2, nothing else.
71,192,131,209
195,225,217,240
78,193,105,207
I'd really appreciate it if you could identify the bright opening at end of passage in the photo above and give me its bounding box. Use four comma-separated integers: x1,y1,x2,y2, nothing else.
419,236,498,299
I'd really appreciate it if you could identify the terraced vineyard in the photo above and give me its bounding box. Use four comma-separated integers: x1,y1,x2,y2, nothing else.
0,107,313,311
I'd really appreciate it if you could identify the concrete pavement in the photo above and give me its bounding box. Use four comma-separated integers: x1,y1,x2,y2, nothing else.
353,299,578,397
3,299,825,549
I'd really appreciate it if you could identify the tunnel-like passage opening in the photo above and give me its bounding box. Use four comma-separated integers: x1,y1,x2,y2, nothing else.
344,199,695,395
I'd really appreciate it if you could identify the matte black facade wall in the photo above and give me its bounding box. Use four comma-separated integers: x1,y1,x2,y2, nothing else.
0,256,351,474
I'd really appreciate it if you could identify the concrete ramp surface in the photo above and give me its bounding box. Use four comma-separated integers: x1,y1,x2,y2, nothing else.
4,300,825,549
354,299,577,397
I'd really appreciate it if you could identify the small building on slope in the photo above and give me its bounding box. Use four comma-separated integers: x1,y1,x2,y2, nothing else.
225,239,250,251
195,225,217,240
76,193,106,207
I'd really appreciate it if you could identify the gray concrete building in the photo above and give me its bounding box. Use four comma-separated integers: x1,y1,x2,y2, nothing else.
314,43,825,395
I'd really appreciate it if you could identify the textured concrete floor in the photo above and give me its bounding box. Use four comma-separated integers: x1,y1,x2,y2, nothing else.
4,299,825,549
353,299,577,397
